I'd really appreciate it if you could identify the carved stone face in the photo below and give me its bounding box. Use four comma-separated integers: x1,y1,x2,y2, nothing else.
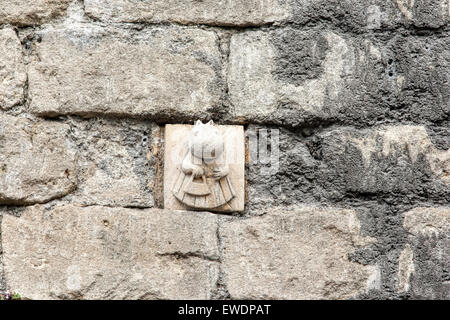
189,120,224,164
164,123,245,212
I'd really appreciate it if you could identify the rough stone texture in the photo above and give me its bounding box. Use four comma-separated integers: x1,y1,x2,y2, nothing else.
0,114,77,205
228,29,449,127
340,34,449,126
402,207,450,299
404,207,450,235
2,204,219,300
65,118,155,208
28,24,224,121
247,125,449,212
84,0,449,29
0,214,4,292
228,30,347,126
397,244,415,293
84,0,289,26
392,0,449,28
246,125,317,211
0,0,71,26
220,206,378,299
288,0,449,30
0,27,26,110
319,125,449,197
0,0,448,301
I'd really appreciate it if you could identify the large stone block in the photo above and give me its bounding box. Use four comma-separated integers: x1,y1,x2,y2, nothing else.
320,125,449,196
2,205,219,299
399,207,450,299
228,29,351,126
84,0,449,29
246,124,449,212
342,36,449,125
28,25,224,120
288,0,449,30
0,27,26,110
66,118,155,208
0,0,71,26
220,206,378,299
228,30,449,126
0,114,77,205
84,0,289,26
246,125,319,212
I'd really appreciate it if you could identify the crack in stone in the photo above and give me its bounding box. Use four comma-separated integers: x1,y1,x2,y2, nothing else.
156,251,220,263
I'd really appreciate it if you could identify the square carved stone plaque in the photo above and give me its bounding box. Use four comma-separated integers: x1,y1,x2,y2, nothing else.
164,121,245,213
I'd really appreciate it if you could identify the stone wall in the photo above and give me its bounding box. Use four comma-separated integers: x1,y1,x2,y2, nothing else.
0,0,448,300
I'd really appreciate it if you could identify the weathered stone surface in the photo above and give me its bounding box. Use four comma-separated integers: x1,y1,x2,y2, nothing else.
397,244,415,293
404,207,450,236
0,213,4,292
65,118,155,208
401,207,450,299
320,125,449,196
392,0,449,28
28,25,224,120
228,30,449,127
228,30,349,125
288,0,449,30
0,0,71,26
2,204,219,299
0,114,77,205
341,34,449,125
220,206,378,299
246,125,449,212
246,125,318,212
0,28,26,110
84,0,289,26
83,0,449,29
287,0,399,30
0,0,447,303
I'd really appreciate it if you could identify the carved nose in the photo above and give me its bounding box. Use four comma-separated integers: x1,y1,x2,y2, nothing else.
203,148,216,160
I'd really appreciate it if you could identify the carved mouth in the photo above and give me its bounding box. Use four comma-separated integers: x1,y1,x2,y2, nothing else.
202,157,215,164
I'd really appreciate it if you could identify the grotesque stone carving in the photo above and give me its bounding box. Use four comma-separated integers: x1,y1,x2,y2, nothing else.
164,122,245,213
173,120,235,209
